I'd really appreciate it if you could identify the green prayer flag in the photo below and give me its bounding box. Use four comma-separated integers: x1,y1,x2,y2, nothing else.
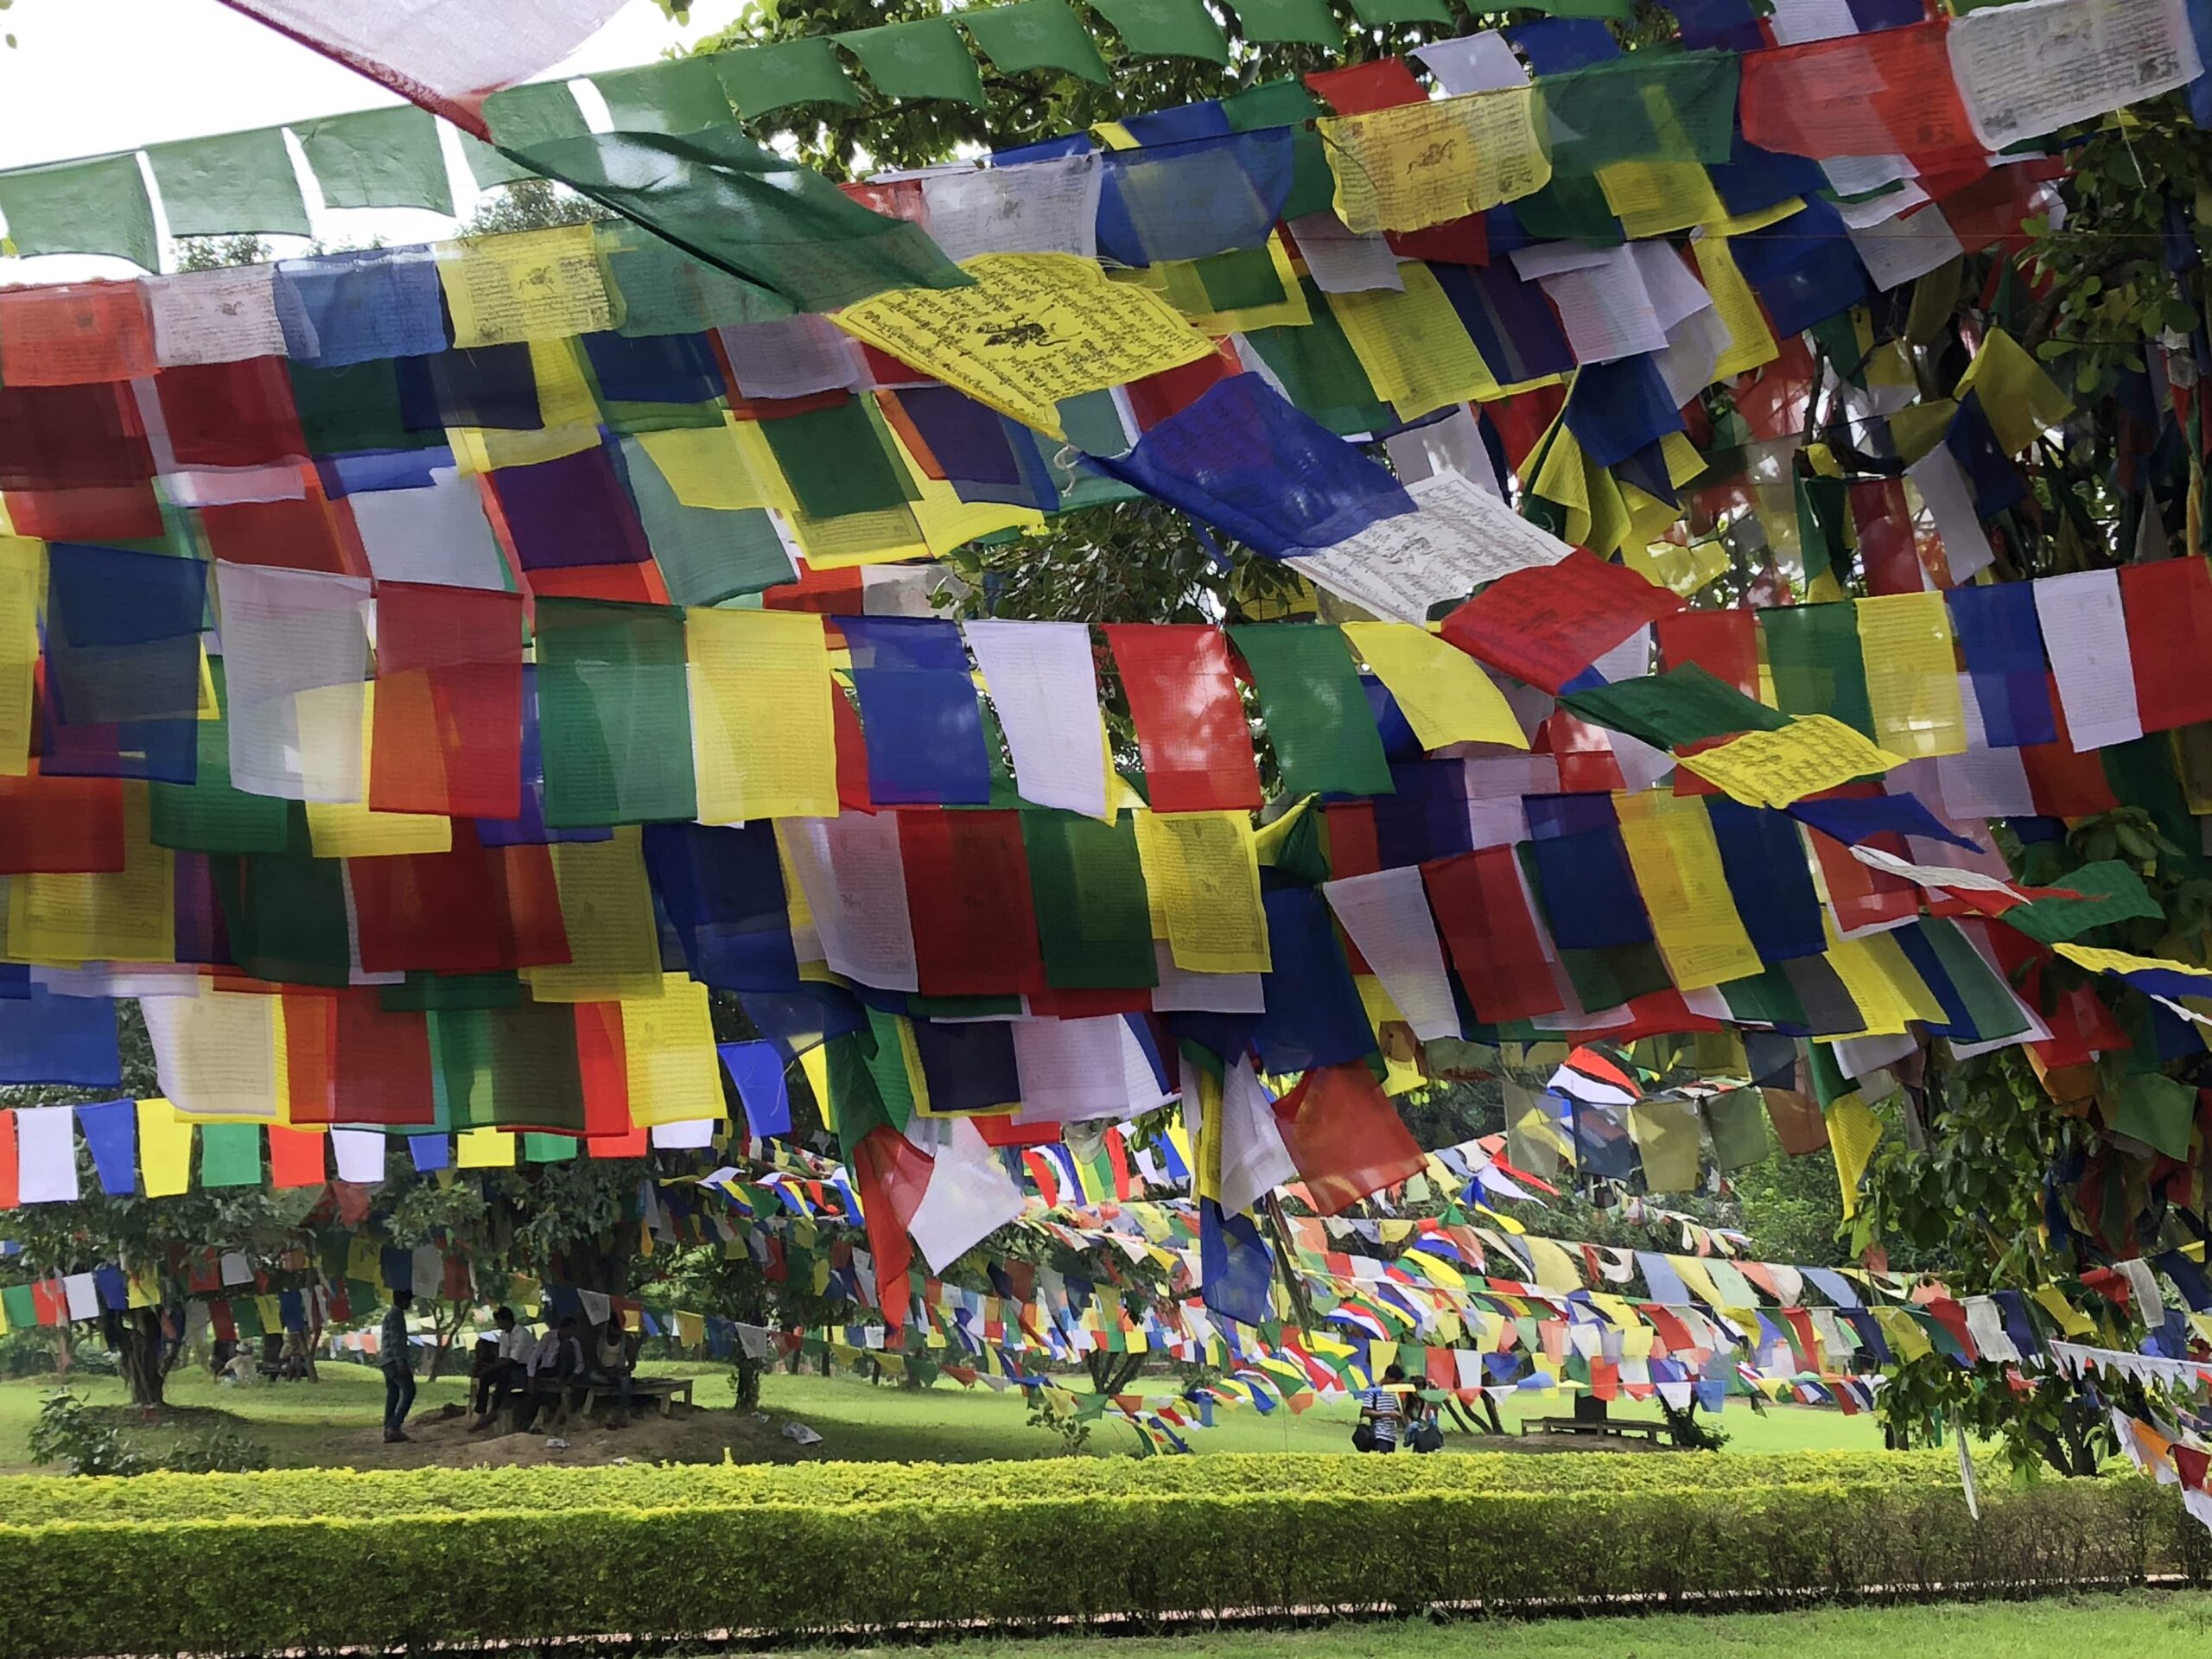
149,664,294,855
1806,1042,1856,1111
488,1001,590,1133
713,37,863,120
1761,601,1876,739
1999,860,2166,945
863,1008,919,1129
292,106,453,214
286,359,447,456
837,18,988,108
468,82,588,188
1225,0,1338,45
1551,942,1672,1024
524,1133,580,1163
760,395,920,518
0,153,160,269
508,126,971,315
1230,625,1394,798
1630,1098,1704,1192
384,973,524,1014
430,1008,497,1131
959,0,1111,83
2113,1071,2196,1161
146,128,311,238
1911,918,2031,1043
211,828,356,988
1219,77,1322,128
592,57,734,134
1191,245,1288,312
1088,0,1230,63
593,219,795,335
199,1122,264,1188
1510,175,1625,245
533,598,697,828
827,1031,893,1153
1347,0,1453,21
0,1284,36,1331
1560,664,1790,751
1053,391,1146,508
617,435,795,607
1795,474,1852,593
1243,281,1392,435
1703,1087,1774,1171
1023,810,1160,990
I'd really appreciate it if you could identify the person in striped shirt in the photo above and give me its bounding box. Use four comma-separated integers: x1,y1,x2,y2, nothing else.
1352,1363,1406,1452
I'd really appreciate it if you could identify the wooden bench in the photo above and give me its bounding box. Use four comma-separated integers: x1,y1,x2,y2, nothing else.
578,1375,693,1421
1525,1414,1668,1443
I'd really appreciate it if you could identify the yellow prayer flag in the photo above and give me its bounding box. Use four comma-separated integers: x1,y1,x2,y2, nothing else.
1855,592,1967,760
636,417,797,512
830,253,1214,441
1343,621,1525,751
622,974,726,1128
457,1128,518,1168
1827,1092,1884,1219
523,828,666,1003
1690,237,1780,378
527,336,601,430
2032,1282,2095,1338
1132,809,1271,975
0,536,40,777
1821,929,1947,1036
688,607,839,823
1613,788,1764,990
2055,943,2212,983
450,421,602,474
1675,715,1906,809
137,1099,196,1198
1623,534,1730,598
798,1044,836,1135
1523,1236,1584,1294
9,784,175,963
1598,159,1725,239
1319,87,1551,235
1326,264,1500,415
1954,327,2074,455
437,225,613,347
784,501,930,569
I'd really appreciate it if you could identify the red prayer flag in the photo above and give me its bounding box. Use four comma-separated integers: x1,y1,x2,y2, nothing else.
0,1109,16,1208
1269,1061,1425,1216
267,1126,328,1189
1305,57,1426,113
1850,479,1923,596
0,380,156,493
152,356,308,471
854,1123,931,1334
1104,624,1262,812
347,830,569,976
0,283,155,387
1421,845,1559,1023
1438,548,1682,694
198,478,367,575
370,582,525,819
2121,559,2212,733
898,809,1047,998
1738,22,1982,165
576,1002,632,1138
0,776,126,874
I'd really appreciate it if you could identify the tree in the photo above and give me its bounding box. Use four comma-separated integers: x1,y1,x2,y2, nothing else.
0,1006,319,1408
460,178,610,238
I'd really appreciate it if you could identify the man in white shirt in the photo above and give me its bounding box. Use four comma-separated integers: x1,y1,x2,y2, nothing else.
467,1306,532,1430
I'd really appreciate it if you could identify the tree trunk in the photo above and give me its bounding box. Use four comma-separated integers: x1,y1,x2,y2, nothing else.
105,1308,168,1409
1084,1350,1146,1395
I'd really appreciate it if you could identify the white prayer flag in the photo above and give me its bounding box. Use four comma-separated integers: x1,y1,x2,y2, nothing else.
1322,867,1459,1041
963,619,1109,817
2033,568,2142,750
16,1106,79,1205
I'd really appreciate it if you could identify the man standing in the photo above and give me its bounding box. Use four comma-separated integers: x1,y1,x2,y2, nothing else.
1352,1363,1406,1452
380,1289,416,1444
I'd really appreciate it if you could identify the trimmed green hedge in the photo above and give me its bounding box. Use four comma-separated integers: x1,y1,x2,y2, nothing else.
0,1477,2198,1656
0,1450,1973,1523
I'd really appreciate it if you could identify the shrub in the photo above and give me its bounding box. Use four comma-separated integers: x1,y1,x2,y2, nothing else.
24,1393,146,1479
0,1450,1978,1526
0,1476,2190,1656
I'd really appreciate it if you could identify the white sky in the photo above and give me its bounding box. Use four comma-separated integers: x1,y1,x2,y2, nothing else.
0,0,752,279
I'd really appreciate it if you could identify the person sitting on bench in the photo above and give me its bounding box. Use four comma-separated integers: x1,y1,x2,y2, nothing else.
517,1314,585,1430
1352,1363,1407,1452
585,1318,638,1423
468,1306,530,1430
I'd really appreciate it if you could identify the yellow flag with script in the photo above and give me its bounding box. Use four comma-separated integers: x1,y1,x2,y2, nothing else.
1676,715,1905,809
831,253,1215,440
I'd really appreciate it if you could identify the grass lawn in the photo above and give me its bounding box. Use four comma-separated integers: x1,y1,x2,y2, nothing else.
0,1358,1884,1471
892,1595,2212,1659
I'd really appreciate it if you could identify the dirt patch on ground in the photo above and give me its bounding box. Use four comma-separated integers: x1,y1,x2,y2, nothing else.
331,1399,830,1471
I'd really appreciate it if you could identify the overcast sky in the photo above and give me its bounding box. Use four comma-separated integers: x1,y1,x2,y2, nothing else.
0,0,750,277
